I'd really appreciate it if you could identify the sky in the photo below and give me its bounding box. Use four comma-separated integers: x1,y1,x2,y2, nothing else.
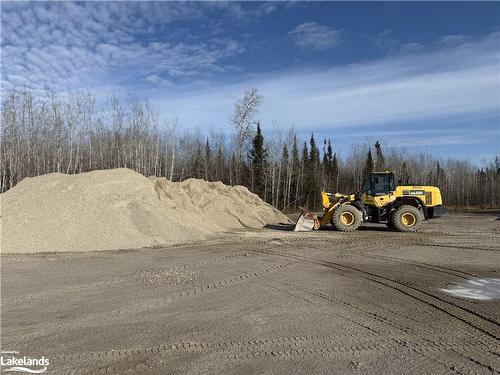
1,1,499,163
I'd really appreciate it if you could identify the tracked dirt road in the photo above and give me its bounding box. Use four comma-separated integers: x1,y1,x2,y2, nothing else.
1,213,499,374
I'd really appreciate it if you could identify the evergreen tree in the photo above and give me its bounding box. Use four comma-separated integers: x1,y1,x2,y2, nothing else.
280,144,289,208
325,139,334,190
192,143,204,179
362,149,374,182
204,138,212,181
290,135,300,207
300,141,309,205
306,134,320,208
331,152,339,191
309,134,319,162
248,122,267,198
327,139,333,163
214,145,225,183
321,145,329,190
374,141,385,171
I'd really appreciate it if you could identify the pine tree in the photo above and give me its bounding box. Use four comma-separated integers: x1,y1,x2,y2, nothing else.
248,122,267,198
300,141,309,206
362,149,374,182
374,141,385,172
321,144,329,190
280,144,289,209
327,139,333,163
332,152,339,191
192,143,204,179
306,134,320,208
290,135,300,208
213,144,225,183
204,138,212,181
325,139,334,190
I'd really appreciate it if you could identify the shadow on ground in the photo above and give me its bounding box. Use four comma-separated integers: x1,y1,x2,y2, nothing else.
264,223,392,232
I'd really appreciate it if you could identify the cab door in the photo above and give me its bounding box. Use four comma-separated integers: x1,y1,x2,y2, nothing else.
361,173,396,207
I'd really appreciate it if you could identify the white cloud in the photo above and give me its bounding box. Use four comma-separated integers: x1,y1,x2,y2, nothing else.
374,30,425,56
397,42,424,55
204,1,281,20
145,74,174,87
435,34,471,46
149,32,500,133
0,2,245,94
289,22,342,50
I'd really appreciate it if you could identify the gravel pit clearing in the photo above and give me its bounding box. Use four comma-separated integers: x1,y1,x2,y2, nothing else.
0,168,288,254
1,212,499,374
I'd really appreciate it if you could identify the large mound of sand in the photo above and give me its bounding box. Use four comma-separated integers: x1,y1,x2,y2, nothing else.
1,168,288,253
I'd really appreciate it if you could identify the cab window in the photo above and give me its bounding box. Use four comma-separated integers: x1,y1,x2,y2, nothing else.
372,175,391,195
363,174,394,195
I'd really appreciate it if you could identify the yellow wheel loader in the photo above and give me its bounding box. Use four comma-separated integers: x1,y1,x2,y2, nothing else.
295,172,445,232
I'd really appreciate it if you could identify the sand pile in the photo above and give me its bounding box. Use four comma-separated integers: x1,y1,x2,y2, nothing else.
1,168,288,254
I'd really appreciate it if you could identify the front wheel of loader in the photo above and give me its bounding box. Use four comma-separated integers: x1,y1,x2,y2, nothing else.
391,205,423,232
331,205,362,232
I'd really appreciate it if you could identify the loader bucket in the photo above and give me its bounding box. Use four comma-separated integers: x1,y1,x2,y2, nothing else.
294,208,320,231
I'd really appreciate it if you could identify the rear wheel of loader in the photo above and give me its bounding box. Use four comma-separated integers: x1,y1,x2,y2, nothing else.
391,205,423,232
331,205,362,232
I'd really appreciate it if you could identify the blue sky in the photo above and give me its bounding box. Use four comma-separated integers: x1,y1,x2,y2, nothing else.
1,1,499,162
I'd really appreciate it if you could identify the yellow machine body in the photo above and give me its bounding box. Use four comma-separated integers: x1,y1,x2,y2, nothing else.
362,185,443,209
295,171,444,232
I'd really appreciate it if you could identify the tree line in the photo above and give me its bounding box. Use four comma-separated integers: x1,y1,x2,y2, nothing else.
1,88,499,209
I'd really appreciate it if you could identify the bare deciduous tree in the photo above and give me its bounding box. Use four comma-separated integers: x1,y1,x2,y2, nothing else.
1,89,498,210
230,88,262,185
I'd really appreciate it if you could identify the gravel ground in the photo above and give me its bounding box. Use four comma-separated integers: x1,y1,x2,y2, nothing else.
1,212,499,374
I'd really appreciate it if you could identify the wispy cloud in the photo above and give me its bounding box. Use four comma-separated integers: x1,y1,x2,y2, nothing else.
374,29,424,56
435,34,471,46
2,2,498,154
149,32,500,136
289,22,342,50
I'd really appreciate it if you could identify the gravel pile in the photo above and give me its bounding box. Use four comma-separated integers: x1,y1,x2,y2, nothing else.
1,168,287,253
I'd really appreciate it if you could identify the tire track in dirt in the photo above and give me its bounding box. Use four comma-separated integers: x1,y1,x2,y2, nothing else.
250,228,500,252
131,251,251,286
251,248,500,341
310,246,476,279
258,275,500,374
50,334,497,375
75,260,298,321
6,252,255,304
262,273,496,357
418,243,499,252
255,235,483,283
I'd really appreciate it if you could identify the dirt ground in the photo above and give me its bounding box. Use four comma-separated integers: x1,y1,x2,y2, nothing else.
1,212,499,374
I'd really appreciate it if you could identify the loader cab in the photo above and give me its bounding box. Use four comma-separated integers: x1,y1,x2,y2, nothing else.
362,172,396,196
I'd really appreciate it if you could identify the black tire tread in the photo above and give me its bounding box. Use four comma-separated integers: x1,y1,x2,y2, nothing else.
391,205,423,232
331,205,362,232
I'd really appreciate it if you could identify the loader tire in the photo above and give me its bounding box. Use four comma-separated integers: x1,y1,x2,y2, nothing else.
331,205,362,232
391,205,423,232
